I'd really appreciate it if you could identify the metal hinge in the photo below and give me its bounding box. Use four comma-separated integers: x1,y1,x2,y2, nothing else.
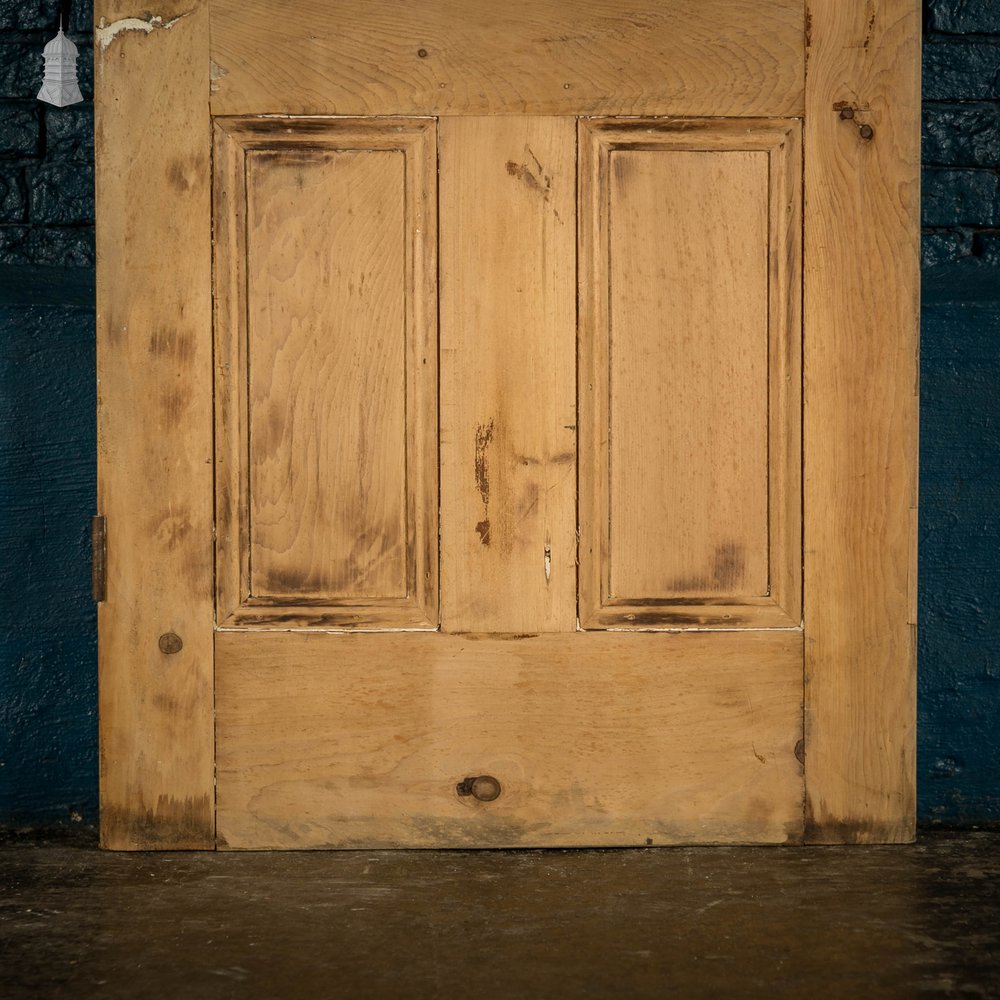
91,515,107,603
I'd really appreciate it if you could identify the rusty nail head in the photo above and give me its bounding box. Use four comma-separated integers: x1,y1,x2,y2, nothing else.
859,123,874,140
839,106,855,120
457,775,502,802
158,632,183,655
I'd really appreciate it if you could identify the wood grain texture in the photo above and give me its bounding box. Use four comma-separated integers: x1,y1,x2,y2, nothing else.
803,0,920,843
610,148,769,598
214,119,438,629
209,0,804,118
578,119,802,630
439,117,576,633
95,0,214,848
216,630,804,848
247,148,407,601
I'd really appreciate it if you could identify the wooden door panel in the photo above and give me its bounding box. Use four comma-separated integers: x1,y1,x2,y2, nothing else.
96,0,919,849
439,117,577,634
216,630,804,848
579,120,802,630
209,0,805,118
213,118,438,629
246,148,407,602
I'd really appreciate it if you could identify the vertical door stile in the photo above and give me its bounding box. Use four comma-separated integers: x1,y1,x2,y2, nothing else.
439,117,578,634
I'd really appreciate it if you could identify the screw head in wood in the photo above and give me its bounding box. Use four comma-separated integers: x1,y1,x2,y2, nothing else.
158,632,183,655
456,774,502,802
858,123,874,140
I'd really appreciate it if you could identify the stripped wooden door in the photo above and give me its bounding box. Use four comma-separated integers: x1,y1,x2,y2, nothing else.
95,0,919,848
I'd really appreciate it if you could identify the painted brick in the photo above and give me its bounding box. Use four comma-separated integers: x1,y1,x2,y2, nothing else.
0,0,61,30
928,0,1000,34
923,40,1000,100
922,228,975,267
29,162,94,225
0,43,43,99
0,296,97,826
0,103,39,158
923,102,1000,167
975,231,1000,264
75,44,93,102
922,167,1000,227
44,104,93,161
0,226,95,267
919,294,1000,824
70,1,93,35
0,168,26,223
0,39,92,102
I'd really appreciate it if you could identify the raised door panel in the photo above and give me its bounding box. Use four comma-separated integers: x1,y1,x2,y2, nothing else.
213,118,438,629
579,119,802,630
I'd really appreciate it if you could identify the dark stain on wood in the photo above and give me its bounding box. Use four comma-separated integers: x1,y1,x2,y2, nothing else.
616,611,749,628
160,386,192,421
666,541,747,593
148,327,195,363
863,1,877,50
611,597,751,608
611,150,634,187
474,419,494,547
712,542,746,589
802,794,913,845
458,632,539,641
165,158,194,193
505,146,552,202
101,793,213,850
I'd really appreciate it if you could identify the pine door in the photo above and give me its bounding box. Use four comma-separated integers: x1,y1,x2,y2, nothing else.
95,0,920,848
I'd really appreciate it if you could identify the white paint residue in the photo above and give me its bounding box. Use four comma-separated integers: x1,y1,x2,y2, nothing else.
96,10,193,53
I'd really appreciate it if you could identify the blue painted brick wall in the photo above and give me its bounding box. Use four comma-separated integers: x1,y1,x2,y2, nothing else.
0,1,998,829
0,0,93,266
0,0,97,829
919,0,1000,824
923,0,1000,265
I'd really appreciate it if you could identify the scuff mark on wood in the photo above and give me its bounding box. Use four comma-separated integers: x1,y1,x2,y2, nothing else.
96,10,194,54
474,420,494,546
210,60,229,94
505,146,552,202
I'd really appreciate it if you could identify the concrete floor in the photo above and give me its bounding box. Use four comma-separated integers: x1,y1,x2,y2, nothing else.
1,830,998,998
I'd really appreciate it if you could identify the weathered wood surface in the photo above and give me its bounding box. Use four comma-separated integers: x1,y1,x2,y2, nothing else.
439,117,576,633
95,0,214,848
803,0,920,843
213,119,438,629
209,0,804,118
216,630,804,848
578,119,802,631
